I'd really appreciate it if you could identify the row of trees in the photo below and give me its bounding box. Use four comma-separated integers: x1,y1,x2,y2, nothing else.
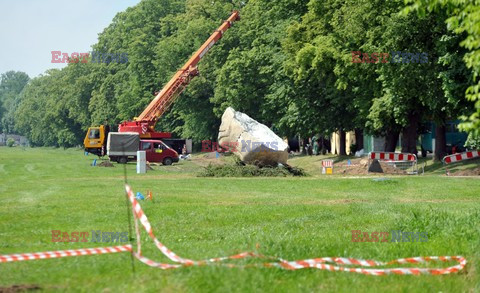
0,0,479,160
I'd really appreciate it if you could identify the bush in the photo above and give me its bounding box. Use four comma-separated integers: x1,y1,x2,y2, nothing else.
349,143,358,155
6,138,15,147
197,163,307,177
464,133,480,150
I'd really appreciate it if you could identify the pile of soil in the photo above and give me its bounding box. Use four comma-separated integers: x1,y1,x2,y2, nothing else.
335,158,369,175
97,161,114,167
380,162,409,175
203,152,223,159
334,158,410,175
190,152,226,167
449,167,480,176
0,284,41,292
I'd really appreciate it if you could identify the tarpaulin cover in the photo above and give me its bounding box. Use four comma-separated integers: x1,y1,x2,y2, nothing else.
107,132,139,155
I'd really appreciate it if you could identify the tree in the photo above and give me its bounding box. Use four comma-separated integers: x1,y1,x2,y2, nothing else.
0,71,29,134
405,0,480,135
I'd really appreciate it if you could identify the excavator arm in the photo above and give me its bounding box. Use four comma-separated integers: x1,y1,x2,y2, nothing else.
118,10,240,138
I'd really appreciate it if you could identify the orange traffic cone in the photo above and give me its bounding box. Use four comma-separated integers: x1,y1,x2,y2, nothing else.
146,190,153,201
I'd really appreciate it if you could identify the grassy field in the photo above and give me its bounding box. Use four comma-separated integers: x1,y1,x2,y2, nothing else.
0,147,479,292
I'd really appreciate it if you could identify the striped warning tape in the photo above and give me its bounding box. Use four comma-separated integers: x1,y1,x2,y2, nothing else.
443,150,480,164
0,184,468,276
123,185,468,275
369,152,417,162
0,245,131,263
322,160,333,167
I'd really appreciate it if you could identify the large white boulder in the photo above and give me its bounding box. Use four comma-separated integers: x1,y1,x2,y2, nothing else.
218,107,288,166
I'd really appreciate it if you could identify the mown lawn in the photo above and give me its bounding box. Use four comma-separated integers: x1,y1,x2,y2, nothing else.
0,147,479,292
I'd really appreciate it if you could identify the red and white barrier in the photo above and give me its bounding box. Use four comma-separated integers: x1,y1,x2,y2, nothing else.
322,160,333,167
0,245,131,263
369,152,416,162
0,184,468,276
443,150,480,164
124,184,467,275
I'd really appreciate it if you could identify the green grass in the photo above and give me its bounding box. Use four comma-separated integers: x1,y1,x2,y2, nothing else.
0,147,479,292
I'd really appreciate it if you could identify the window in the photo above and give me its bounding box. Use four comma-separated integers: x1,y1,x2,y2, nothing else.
446,123,459,133
153,142,164,150
141,142,151,150
88,129,100,139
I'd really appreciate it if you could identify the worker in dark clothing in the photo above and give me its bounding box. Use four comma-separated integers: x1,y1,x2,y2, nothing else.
103,120,110,156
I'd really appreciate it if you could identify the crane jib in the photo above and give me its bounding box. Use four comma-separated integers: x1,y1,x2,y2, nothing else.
116,11,240,136
199,40,216,59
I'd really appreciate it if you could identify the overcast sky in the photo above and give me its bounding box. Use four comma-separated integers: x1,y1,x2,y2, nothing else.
0,0,141,78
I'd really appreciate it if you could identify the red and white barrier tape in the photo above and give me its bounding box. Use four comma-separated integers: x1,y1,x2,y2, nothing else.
369,152,416,162
0,245,131,263
0,184,468,276
322,160,333,167
443,150,480,164
123,185,467,275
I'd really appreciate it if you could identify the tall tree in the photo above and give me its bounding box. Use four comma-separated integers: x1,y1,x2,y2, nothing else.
0,71,30,134
405,0,480,136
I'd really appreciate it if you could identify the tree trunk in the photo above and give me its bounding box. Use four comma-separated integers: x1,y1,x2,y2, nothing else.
434,123,447,161
319,137,326,155
325,136,331,154
401,112,419,154
302,138,308,155
355,128,364,150
384,130,399,152
339,129,347,156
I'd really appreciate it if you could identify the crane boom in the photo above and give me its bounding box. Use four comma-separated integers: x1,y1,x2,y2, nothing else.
118,11,240,138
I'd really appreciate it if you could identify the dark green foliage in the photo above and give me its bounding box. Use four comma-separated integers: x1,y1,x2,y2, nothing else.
6,138,15,147
197,163,307,177
1,0,479,148
0,71,29,134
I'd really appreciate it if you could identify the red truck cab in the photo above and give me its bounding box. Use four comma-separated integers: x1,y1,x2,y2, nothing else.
140,139,179,165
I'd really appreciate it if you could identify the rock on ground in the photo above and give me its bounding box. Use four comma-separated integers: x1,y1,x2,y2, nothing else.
218,107,288,166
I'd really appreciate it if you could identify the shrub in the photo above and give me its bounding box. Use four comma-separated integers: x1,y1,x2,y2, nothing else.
464,133,480,150
197,163,307,177
6,138,15,147
349,143,358,155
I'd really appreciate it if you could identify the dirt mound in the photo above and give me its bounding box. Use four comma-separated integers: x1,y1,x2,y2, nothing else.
0,284,41,292
188,152,227,167
203,152,223,159
380,162,409,174
97,161,114,167
333,158,409,175
334,158,369,175
450,167,480,176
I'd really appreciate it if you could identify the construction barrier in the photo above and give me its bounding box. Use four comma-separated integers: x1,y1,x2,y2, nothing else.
0,184,468,276
0,245,131,263
322,159,334,174
369,152,416,162
368,152,418,174
442,150,480,164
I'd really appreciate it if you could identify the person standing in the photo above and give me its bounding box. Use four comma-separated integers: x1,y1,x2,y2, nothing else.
312,135,319,155
103,120,110,156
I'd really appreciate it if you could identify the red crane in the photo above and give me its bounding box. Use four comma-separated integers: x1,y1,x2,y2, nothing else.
118,10,240,138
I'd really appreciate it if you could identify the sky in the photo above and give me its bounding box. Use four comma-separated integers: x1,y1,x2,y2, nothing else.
0,0,141,78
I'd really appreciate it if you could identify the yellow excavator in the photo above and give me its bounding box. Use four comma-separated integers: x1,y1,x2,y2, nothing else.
83,125,108,156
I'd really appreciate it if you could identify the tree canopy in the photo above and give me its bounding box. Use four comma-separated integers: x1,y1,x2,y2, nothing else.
2,0,479,158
